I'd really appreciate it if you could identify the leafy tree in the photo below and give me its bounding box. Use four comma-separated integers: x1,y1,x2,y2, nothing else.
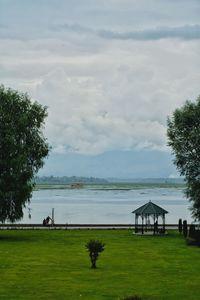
85,239,105,269
0,85,49,222
167,96,200,220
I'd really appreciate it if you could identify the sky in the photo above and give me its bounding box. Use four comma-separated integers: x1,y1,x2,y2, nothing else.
0,0,200,178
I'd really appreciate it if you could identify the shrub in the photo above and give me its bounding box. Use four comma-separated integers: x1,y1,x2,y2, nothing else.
189,224,196,238
121,296,142,300
194,230,200,246
85,240,105,269
186,237,197,246
178,218,182,234
186,229,200,247
183,220,188,238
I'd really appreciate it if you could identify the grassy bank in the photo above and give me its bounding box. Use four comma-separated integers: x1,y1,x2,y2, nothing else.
0,230,199,299
35,182,185,190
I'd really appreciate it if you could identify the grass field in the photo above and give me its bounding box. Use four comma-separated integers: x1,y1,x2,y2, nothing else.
0,230,199,300
34,182,185,190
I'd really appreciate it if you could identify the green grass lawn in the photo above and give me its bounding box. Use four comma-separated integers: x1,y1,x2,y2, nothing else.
0,230,199,300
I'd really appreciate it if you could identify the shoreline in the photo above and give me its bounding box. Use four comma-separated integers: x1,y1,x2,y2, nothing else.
0,223,186,230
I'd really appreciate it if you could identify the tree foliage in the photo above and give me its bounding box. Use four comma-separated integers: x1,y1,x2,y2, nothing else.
85,239,105,269
167,96,200,220
0,85,49,222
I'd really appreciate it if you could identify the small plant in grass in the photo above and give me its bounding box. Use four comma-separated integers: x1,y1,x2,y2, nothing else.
85,240,105,269
183,220,188,238
178,219,182,234
121,295,142,300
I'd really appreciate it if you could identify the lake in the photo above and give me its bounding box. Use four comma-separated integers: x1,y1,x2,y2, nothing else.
19,184,194,224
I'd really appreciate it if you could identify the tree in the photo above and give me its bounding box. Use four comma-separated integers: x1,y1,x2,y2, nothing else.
0,85,49,222
167,96,200,220
85,240,105,269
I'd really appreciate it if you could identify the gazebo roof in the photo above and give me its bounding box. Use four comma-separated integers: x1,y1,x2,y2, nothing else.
132,201,168,215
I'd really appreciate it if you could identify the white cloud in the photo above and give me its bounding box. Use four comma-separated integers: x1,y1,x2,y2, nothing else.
0,1,200,156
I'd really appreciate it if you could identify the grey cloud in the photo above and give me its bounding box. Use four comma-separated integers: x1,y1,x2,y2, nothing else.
58,23,200,41
1,0,200,43
56,24,93,34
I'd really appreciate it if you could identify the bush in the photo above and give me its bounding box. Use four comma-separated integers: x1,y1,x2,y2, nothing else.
194,230,200,246
121,296,142,300
186,237,197,246
189,224,196,238
183,220,188,238
85,240,105,269
178,218,182,234
186,229,200,247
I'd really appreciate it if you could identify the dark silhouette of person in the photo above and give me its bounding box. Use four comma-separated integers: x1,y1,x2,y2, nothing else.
46,216,51,225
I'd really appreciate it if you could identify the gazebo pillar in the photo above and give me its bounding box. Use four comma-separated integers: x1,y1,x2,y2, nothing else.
163,214,165,233
135,214,138,233
142,215,144,234
153,215,155,234
145,214,147,232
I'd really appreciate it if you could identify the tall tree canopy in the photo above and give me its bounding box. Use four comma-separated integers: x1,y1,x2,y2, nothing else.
0,85,49,222
167,95,200,220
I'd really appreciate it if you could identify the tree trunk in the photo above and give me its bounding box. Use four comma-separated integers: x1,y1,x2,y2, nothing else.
91,258,96,268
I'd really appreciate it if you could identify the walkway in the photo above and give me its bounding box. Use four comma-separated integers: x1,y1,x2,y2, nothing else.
0,224,181,230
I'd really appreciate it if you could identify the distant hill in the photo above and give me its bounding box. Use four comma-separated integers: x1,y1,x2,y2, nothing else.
34,176,108,184
107,177,185,184
34,176,184,185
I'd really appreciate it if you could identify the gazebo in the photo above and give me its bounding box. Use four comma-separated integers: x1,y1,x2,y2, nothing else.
132,201,168,234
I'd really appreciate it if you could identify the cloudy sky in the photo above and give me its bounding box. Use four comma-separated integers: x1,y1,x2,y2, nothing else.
0,0,200,178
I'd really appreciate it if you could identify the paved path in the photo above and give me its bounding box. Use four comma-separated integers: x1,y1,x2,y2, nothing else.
0,224,181,230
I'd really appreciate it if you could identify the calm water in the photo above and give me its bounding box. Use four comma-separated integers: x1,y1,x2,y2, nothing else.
20,185,194,224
